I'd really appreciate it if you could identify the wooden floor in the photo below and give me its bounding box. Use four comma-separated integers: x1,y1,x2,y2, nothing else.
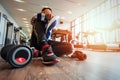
0,50,120,80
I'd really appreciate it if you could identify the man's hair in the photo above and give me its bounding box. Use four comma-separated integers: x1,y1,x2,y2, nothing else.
41,7,52,12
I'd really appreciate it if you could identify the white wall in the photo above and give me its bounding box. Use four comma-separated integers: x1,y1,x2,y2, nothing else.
0,4,28,37
0,4,18,27
0,13,7,46
0,4,27,39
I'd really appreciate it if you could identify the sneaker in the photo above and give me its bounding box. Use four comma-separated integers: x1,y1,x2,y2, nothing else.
41,44,59,65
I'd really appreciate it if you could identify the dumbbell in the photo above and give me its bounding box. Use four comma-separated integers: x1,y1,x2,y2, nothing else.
0,44,32,68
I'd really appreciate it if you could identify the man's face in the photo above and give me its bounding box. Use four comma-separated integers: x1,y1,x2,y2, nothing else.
42,9,53,21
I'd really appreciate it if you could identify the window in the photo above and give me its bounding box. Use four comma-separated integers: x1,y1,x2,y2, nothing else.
111,0,117,7
118,5,120,19
71,0,120,44
118,0,120,4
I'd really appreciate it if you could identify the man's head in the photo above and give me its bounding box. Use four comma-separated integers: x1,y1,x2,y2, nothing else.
41,7,53,21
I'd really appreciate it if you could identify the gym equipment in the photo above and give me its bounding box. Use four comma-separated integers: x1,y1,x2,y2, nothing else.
0,45,32,68
0,44,14,60
48,40,73,57
46,16,59,40
48,29,73,57
71,51,87,60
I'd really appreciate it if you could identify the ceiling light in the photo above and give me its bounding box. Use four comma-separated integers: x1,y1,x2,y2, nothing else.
13,0,24,3
26,25,29,27
23,21,29,23
77,3,81,6
22,18,27,20
17,8,26,12
42,5,49,8
67,11,72,14
25,24,29,26
61,17,65,20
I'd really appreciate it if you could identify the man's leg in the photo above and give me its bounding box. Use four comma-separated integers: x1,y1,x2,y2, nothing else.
33,19,59,65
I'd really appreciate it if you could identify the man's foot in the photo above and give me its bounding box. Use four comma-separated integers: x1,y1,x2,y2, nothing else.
41,44,59,65
31,47,41,57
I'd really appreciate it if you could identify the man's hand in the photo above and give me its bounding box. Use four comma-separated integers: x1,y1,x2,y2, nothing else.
30,16,35,25
46,13,54,21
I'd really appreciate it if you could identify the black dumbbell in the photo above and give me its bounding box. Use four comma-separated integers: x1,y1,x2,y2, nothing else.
0,44,15,61
0,45,32,68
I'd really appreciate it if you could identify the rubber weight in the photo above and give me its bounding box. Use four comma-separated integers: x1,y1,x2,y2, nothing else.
7,45,32,68
0,44,14,61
